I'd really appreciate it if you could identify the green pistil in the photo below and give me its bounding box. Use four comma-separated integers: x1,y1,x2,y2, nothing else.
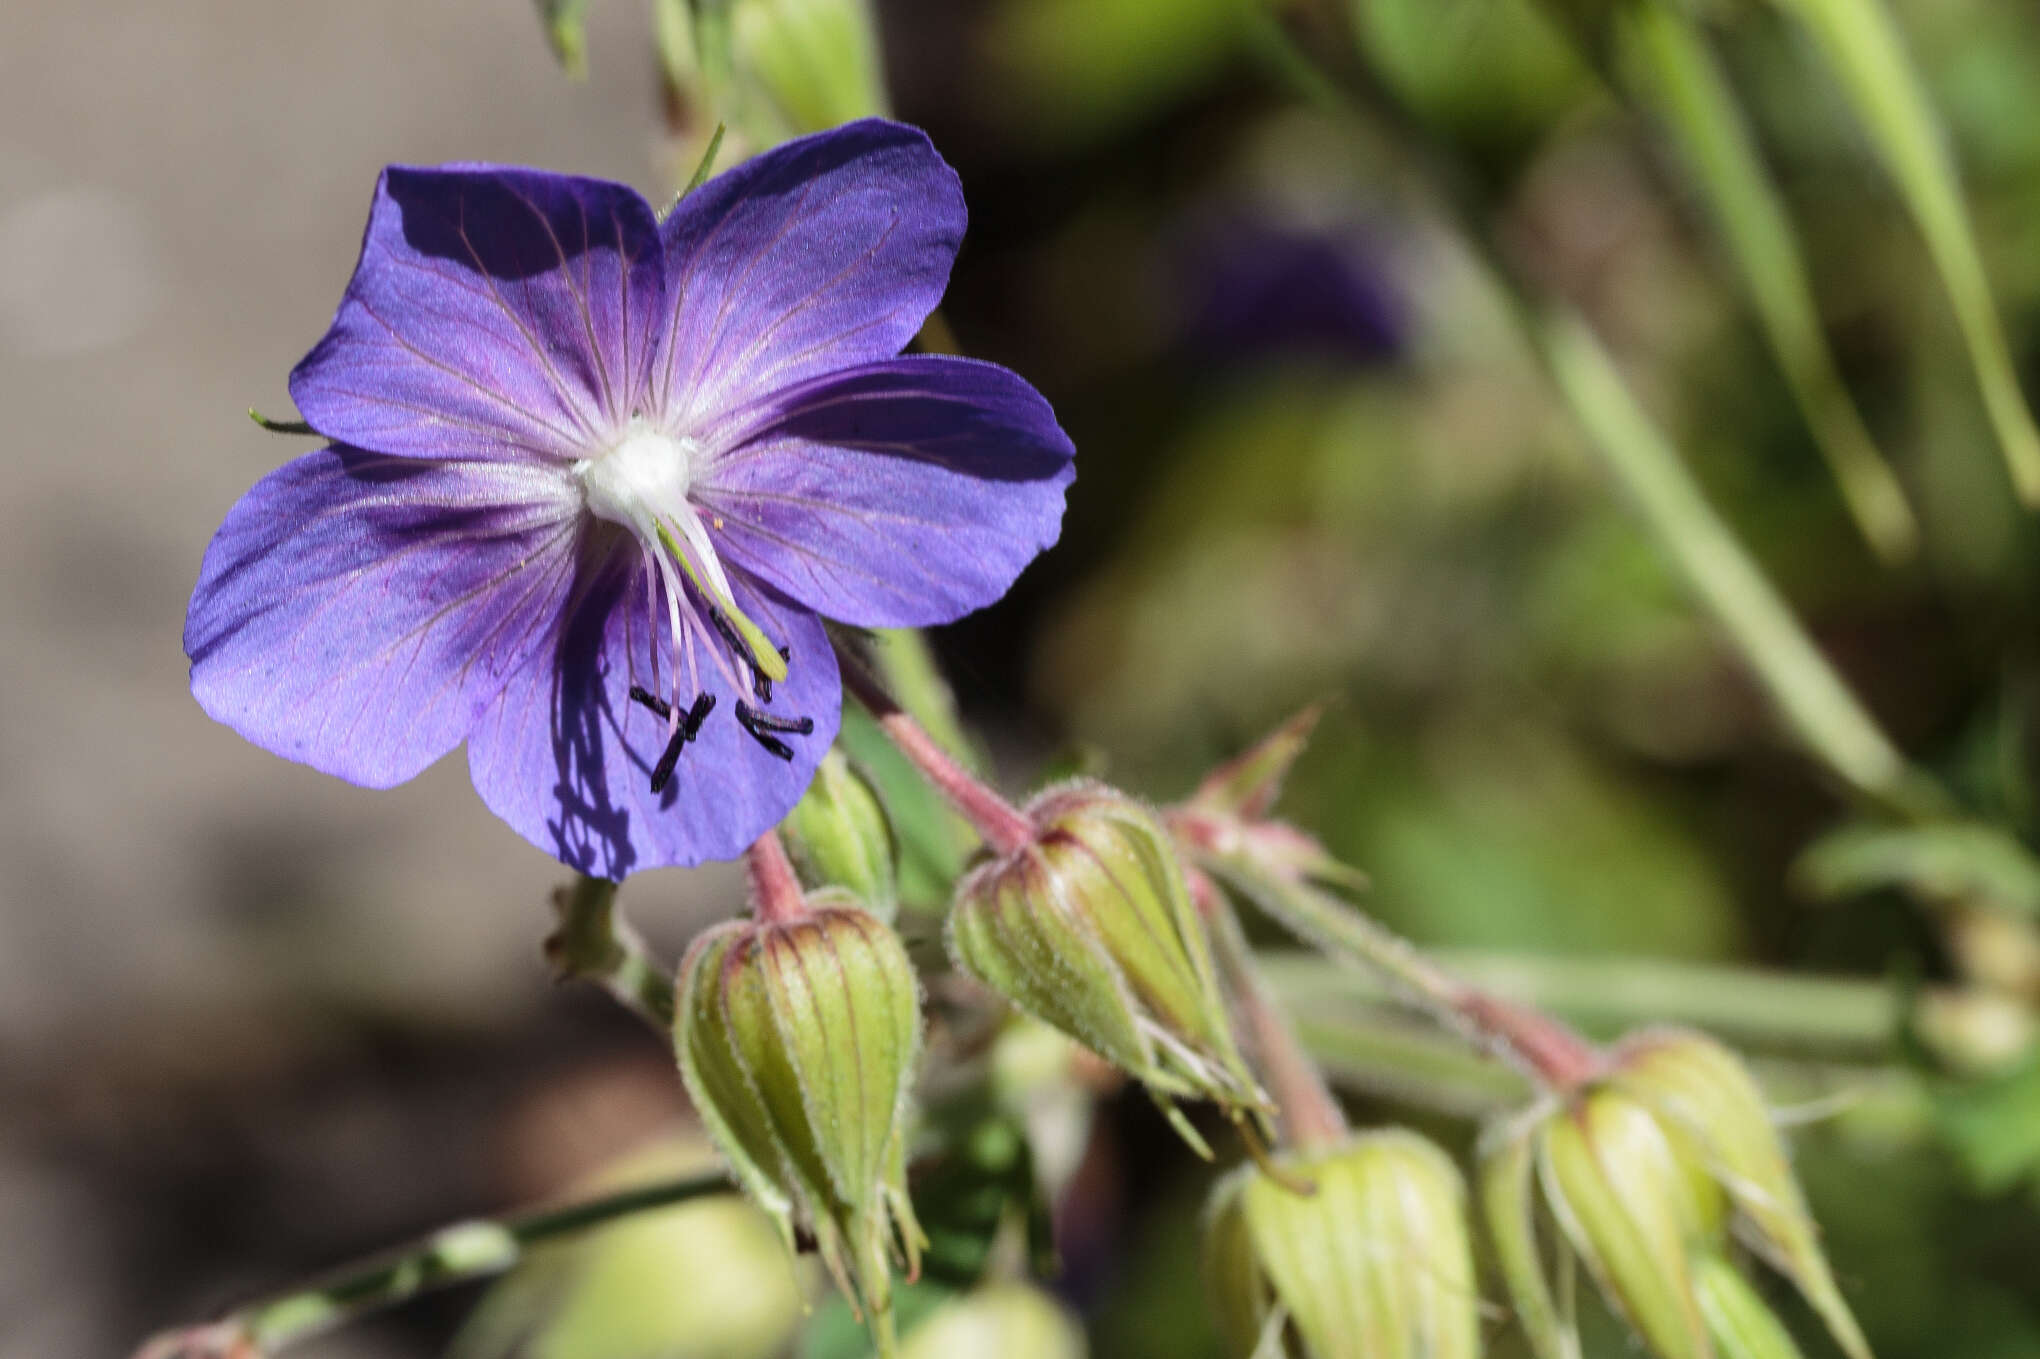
656,523,790,684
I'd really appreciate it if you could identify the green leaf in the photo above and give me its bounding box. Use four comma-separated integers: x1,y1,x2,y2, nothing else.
1792,819,2040,917
1616,0,1915,561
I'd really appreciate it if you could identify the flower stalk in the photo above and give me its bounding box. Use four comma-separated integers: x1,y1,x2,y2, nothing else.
544,875,676,1029
1206,846,1603,1091
1197,872,1348,1151
837,642,1035,854
744,827,811,925
132,1172,729,1358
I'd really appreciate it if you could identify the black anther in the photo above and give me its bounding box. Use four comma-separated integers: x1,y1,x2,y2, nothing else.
735,701,812,761
647,691,718,794
628,685,673,719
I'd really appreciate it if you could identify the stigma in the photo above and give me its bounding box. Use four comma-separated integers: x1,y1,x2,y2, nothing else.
580,419,699,533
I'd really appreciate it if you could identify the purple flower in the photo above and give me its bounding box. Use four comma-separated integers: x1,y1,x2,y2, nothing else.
184,120,1073,876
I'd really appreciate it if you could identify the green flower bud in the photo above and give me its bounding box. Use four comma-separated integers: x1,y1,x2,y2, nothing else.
1693,1252,1810,1359
1204,1131,1481,1359
1479,1029,1871,1359
784,750,899,921
946,781,1268,1154
659,0,889,155
1537,1089,1724,1359
1614,1031,1870,1359
676,901,924,1350
900,1282,1088,1359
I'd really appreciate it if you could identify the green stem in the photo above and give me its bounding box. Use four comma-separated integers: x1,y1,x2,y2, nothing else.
1226,859,1604,1089
1612,0,1916,562
1776,0,2040,505
1533,308,1925,813
1248,9,1942,821
546,876,676,1029
134,1173,730,1356
1257,950,1898,1058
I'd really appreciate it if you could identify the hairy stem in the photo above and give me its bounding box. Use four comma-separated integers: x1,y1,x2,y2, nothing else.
546,876,675,1029
133,1173,729,1357
745,828,811,925
1200,874,1349,1149
1234,868,1604,1090
836,642,1035,854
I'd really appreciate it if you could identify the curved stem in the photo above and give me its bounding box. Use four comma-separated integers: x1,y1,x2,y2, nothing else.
546,876,675,1029
1220,859,1603,1089
133,1172,730,1357
1201,875,1349,1150
836,642,1034,855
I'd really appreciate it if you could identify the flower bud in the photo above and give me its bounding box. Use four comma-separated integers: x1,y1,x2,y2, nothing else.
659,0,889,154
1479,1029,1870,1359
676,901,924,1346
784,750,899,921
946,781,1267,1153
900,1282,1088,1359
1692,1251,1811,1359
1204,1131,1481,1359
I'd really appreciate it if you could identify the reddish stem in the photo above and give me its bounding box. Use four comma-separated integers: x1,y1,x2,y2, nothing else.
1455,992,1604,1091
745,830,810,925
1194,869,1348,1151
837,649,1035,855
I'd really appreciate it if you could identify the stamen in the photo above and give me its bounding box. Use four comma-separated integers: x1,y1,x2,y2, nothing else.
735,701,814,762
648,692,718,794
650,730,687,793
628,685,672,719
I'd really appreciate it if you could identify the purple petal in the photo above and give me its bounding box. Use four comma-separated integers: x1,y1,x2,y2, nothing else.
185,449,581,788
696,356,1075,628
650,120,963,428
291,165,665,464
466,560,840,875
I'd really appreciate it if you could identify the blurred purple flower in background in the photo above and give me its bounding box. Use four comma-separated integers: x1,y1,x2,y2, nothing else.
184,119,1074,877
1172,212,1404,366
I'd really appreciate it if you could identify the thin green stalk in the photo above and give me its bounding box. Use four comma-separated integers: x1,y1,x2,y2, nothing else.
1615,0,1916,561
1774,0,2040,505
1534,306,1924,811
1258,950,1898,1058
1225,859,1604,1089
134,1173,730,1356
545,876,676,1029
1246,9,1928,813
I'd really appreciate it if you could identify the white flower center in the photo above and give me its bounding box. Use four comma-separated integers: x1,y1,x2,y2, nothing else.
571,419,802,793
580,420,698,532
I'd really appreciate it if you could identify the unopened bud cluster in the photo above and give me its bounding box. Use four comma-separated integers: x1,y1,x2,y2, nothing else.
1205,1131,1480,1359
1480,1028,1870,1359
946,781,1268,1152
